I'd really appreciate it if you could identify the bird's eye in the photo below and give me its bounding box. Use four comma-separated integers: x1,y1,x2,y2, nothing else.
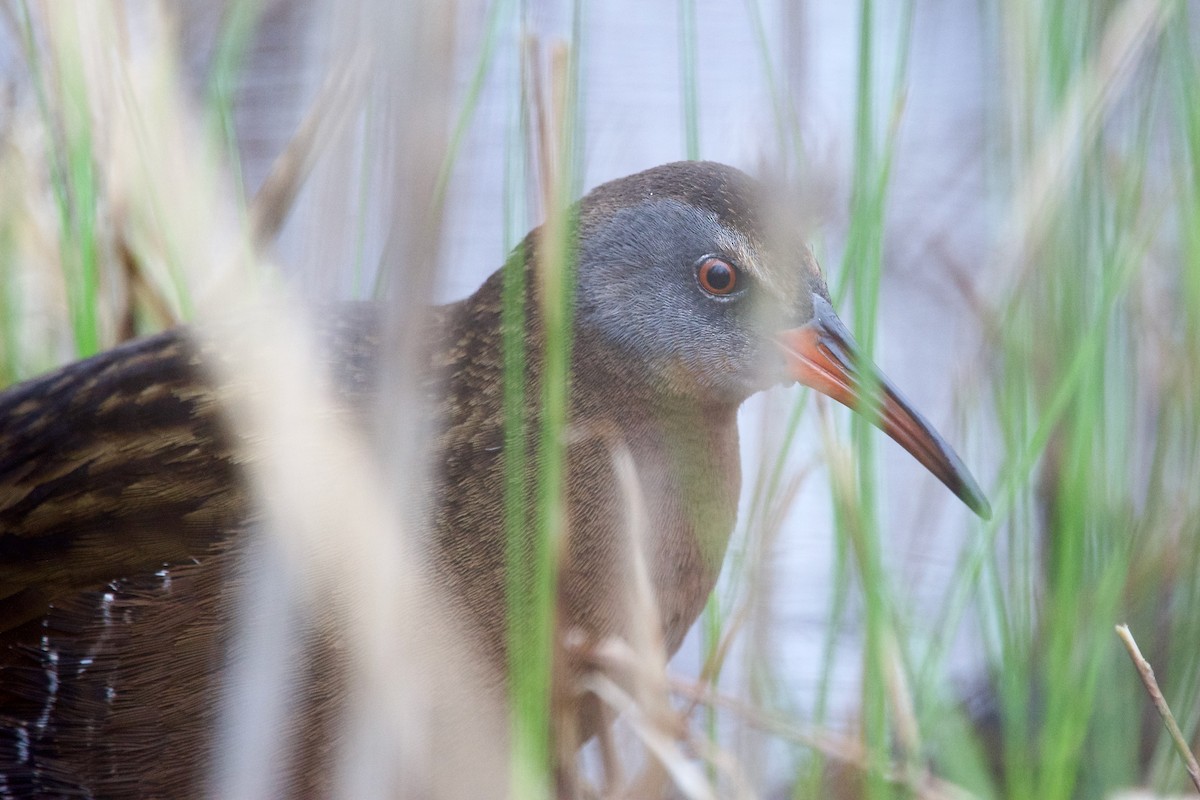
696,257,738,297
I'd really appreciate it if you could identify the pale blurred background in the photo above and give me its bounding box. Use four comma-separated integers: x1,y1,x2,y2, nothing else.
4,1,1195,796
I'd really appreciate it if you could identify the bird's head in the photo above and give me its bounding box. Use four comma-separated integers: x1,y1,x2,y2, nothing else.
570,161,990,518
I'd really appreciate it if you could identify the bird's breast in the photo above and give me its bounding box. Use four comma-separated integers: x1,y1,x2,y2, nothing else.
558,410,742,658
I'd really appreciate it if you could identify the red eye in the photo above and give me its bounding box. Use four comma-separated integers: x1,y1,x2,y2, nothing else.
697,257,738,296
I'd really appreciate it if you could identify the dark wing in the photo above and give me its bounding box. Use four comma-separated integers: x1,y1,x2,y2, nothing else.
0,330,247,633
0,298,454,638
0,304,405,797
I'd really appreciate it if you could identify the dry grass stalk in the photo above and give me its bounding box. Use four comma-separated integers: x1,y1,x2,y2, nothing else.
22,2,513,797
1116,624,1200,794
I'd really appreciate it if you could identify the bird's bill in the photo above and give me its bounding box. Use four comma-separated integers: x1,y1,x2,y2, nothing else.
776,295,991,519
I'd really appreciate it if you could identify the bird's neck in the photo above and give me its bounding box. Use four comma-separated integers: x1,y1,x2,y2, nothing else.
564,337,743,655
433,273,744,659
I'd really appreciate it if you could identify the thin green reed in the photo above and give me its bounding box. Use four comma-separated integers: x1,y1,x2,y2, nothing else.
1030,9,1138,796
924,4,1189,797
680,0,700,160
502,232,533,789
432,0,512,213
206,0,264,218
830,1,916,797
534,0,587,752
18,1,101,358
502,13,541,792
504,1,587,794
375,0,510,299
500,0,531,697
0,222,18,387
1149,13,1200,792
743,0,802,161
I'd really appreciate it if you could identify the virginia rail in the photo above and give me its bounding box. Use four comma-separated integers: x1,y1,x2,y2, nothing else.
0,161,988,796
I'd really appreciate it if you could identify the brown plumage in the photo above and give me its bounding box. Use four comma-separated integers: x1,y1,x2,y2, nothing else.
0,161,988,797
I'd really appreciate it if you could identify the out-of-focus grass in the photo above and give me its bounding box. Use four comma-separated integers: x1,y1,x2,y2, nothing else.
503,23,588,800
952,4,1197,799
771,2,1200,799
205,0,264,216
840,5,916,800
0,0,262,380
4,1,1200,798
679,0,700,162
499,11,535,797
719,2,1200,799
16,1,101,359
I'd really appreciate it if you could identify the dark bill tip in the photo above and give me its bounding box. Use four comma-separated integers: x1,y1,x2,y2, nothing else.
776,295,991,520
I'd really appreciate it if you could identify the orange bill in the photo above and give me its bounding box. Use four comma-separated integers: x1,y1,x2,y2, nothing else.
777,295,991,519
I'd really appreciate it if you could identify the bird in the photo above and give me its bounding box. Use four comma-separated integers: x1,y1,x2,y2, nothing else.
0,160,989,797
